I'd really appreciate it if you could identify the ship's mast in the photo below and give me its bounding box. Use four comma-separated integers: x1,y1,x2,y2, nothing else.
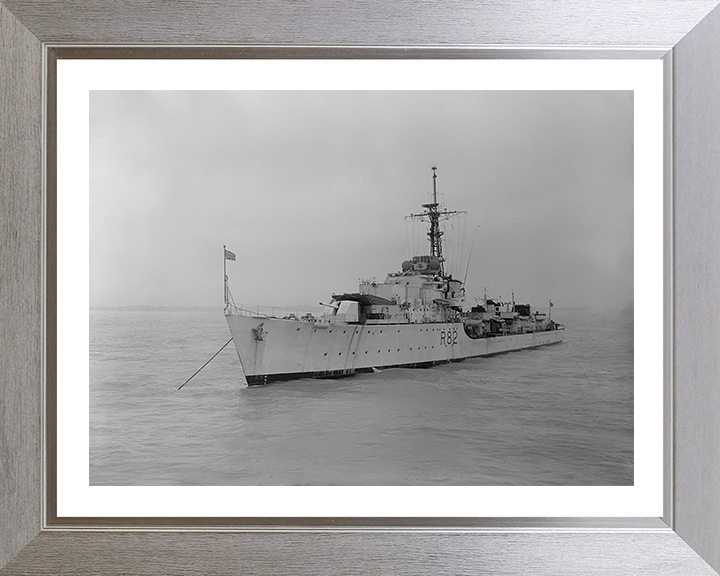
428,167,442,263
406,167,467,277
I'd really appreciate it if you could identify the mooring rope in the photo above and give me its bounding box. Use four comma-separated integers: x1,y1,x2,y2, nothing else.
177,338,233,390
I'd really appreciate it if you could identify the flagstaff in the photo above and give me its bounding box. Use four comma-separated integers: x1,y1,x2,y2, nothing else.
223,246,236,307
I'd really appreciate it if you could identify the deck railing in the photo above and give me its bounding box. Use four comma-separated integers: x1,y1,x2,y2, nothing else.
225,303,324,321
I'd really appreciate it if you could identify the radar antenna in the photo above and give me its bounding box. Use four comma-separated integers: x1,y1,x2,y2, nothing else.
405,166,467,276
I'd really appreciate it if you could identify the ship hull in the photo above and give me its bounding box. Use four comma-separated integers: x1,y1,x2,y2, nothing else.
226,313,565,386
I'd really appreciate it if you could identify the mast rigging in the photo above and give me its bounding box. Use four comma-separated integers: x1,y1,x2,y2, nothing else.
405,166,467,276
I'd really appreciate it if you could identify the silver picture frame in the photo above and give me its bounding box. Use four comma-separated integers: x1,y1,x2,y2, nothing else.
2,1,720,574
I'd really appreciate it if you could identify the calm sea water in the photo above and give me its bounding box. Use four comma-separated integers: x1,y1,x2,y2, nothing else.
90,308,633,486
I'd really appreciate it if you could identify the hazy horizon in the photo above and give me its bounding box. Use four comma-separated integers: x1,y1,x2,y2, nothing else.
90,90,633,310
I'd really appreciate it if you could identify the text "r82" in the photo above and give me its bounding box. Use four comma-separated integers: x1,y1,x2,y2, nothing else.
440,329,458,346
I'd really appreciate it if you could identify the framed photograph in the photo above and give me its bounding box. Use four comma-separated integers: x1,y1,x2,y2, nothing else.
59,61,657,520
2,2,720,575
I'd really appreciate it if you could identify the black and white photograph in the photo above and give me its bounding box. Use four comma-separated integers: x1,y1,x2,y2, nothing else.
89,89,634,487
9,2,720,574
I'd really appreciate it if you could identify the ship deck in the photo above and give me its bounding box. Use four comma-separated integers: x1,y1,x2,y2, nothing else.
225,312,564,386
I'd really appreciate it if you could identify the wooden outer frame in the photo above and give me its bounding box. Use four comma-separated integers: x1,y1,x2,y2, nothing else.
2,1,720,574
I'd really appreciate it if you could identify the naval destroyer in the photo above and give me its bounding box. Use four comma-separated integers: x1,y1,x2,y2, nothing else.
225,168,564,386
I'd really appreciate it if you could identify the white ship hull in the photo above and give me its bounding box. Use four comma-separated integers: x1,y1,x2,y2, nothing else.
226,312,565,386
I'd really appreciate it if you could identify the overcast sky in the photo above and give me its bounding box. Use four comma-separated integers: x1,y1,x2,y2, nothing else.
90,90,633,309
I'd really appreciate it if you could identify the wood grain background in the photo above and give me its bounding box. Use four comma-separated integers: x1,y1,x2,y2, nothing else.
672,4,720,571
5,531,720,576
0,0,717,46
0,1,42,569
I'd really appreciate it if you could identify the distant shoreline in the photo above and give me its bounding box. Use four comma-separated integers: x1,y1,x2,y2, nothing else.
90,305,628,313
91,306,224,312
